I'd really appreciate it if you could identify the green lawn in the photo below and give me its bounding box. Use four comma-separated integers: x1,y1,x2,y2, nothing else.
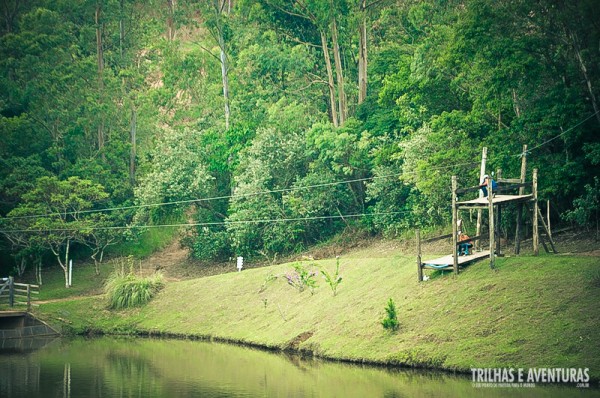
31,242,600,379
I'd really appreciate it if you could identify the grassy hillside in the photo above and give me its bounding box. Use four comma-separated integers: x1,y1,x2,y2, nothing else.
32,241,600,379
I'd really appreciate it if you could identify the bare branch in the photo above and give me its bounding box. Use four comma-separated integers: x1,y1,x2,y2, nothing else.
275,27,321,48
263,0,313,21
194,41,222,63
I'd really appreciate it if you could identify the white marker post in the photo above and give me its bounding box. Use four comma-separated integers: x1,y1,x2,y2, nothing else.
236,256,244,272
69,259,73,287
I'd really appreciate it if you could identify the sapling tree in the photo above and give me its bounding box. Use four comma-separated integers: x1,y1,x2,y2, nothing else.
320,256,343,296
381,298,399,332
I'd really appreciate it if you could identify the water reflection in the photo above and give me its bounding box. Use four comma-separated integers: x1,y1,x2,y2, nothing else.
0,336,58,353
0,337,596,397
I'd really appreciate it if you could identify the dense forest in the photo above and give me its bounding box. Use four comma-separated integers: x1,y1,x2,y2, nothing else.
1,0,598,281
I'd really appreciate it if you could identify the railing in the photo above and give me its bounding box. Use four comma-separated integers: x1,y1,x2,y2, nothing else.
0,277,40,311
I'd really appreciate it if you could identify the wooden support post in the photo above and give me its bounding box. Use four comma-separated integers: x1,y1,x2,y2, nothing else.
416,229,423,282
496,169,502,257
515,145,527,255
533,168,539,256
452,176,459,274
547,200,552,240
476,147,487,251
8,276,14,307
488,177,495,269
519,145,528,195
515,204,523,255
540,233,550,253
537,207,558,253
496,202,502,256
27,284,31,312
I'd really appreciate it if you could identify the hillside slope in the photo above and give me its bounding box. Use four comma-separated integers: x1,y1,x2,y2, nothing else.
37,241,600,379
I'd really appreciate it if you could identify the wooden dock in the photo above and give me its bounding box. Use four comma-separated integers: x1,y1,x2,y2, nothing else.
422,250,491,270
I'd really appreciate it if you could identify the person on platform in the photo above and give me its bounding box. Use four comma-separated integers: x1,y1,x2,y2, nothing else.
457,232,473,256
456,219,473,256
479,174,498,198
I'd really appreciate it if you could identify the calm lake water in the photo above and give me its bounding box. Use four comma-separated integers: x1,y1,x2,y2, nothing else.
0,336,597,397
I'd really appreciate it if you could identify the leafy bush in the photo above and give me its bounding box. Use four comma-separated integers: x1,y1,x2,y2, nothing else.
104,271,164,310
381,298,399,332
258,272,278,293
187,228,232,261
285,263,318,294
562,177,599,235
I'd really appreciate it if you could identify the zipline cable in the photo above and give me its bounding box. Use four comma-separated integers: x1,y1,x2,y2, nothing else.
0,210,415,233
525,110,600,154
2,110,597,223
1,161,477,221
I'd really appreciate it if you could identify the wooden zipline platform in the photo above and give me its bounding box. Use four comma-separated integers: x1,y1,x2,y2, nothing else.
416,145,557,282
457,194,533,208
422,250,491,271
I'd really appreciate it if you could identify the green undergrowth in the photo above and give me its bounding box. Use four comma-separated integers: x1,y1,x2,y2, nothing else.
107,214,184,259
33,245,600,379
108,227,177,259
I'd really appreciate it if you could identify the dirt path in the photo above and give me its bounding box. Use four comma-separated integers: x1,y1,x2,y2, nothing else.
142,239,189,273
37,293,104,305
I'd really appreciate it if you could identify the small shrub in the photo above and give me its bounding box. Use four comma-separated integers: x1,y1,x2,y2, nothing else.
381,298,399,332
562,176,599,237
320,257,343,296
285,262,318,294
258,273,278,293
104,271,165,310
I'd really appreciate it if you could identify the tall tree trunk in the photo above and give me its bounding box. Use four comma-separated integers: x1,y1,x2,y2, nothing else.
167,0,175,41
119,0,125,58
330,14,347,125
218,32,231,130
1,0,21,33
512,89,521,118
96,2,105,153
358,0,367,104
36,257,42,286
320,31,338,127
571,32,600,125
51,240,71,288
214,0,231,130
64,239,70,288
129,106,137,185
16,257,26,277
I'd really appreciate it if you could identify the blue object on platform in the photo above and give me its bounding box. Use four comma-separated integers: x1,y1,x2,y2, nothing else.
423,263,452,269
458,243,472,255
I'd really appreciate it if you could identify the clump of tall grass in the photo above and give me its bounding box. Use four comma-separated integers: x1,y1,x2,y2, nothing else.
104,270,165,310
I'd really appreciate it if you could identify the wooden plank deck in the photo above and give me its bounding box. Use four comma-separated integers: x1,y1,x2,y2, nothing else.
457,194,533,208
422,250,490,270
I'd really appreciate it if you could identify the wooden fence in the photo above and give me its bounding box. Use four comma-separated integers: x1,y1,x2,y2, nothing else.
0,277,39,311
